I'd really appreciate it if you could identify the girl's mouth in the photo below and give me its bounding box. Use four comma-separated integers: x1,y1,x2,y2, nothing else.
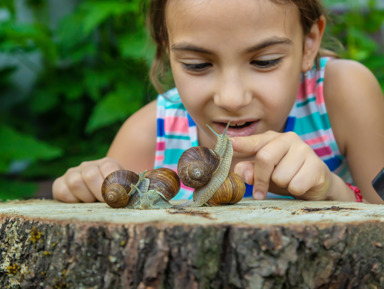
229,122,251,128
213,121,259,137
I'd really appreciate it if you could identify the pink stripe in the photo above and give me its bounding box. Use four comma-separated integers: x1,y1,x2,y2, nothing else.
164,116,189,133
297,85,304,100
155,155,164,162
316,85,324,105
156,141,165,151
314,146,332,158
297,78,317,100
180,183,194,192
304,134,329,146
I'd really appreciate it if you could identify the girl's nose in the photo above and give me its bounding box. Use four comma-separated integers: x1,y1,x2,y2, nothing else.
213,71,252,112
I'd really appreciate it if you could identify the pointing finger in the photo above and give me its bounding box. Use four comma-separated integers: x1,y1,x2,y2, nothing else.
252,135,292,199
231,131,278,154
234,161,254,185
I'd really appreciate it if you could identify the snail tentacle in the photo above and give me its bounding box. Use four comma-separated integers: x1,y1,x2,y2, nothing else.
207,122,231,157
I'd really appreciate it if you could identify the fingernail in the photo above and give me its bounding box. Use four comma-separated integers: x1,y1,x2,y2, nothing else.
253,191,264,200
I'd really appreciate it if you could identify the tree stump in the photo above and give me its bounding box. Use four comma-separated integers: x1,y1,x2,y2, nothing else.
1,199,384,288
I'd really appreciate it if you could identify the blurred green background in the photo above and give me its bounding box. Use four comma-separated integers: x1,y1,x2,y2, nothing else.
0,0,383,200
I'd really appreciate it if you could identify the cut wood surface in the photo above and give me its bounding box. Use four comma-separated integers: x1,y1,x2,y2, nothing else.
1,199,384,288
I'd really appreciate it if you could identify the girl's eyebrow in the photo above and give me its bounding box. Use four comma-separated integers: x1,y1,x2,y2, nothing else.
246,37,292,53
171,43,212,54
171,37,292,54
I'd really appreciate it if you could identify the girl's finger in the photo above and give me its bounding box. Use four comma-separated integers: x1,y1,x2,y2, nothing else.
82,165,105,202
288,157,328,200
271,142,308,189
252,136,292,199
233,161,255,185
99,157,124,179
52,177,80,203
65,169,97,203
231,131,279,154
81,158,123,202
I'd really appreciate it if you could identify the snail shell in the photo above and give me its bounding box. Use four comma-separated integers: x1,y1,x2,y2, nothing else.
206,171,246,206
101,170,139,208
177,146,220,189
144,167,180,200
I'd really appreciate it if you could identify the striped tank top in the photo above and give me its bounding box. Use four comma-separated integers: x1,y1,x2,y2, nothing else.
154,57,353,200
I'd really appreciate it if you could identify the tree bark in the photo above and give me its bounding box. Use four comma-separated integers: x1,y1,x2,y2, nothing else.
1,199,384,289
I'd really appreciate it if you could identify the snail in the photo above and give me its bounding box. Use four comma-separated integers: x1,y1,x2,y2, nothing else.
101,168,180,209
177,123,246,207
101,170,139,208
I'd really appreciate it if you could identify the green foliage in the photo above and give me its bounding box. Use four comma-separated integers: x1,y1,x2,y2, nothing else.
0,0,154,200
0,0,383,200
325,0,384,90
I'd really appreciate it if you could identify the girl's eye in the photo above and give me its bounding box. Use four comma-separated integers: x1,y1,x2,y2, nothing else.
251,58,282,69
182,62,212,72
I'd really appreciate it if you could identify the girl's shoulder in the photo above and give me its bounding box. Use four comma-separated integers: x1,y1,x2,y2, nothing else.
324,58,378,86
323,58,382,113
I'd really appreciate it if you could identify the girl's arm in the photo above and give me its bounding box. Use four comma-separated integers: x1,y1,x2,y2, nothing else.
324,59,384,204
107,100,157,173
52,100,158,203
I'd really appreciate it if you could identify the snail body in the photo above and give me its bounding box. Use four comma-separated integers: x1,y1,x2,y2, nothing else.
129,185,173,210
102,168,180,209
177,123,245,207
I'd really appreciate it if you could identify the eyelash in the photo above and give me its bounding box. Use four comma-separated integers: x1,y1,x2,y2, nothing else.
251,58,282,68
182,62,212,72
181,57,282,72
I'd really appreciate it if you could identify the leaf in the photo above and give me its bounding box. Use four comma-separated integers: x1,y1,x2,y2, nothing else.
81,1,140,36
55,12,90,49
29,89,59,113
119,29,155,62
84,69,116,101
0,126,63,173
85,81,144,133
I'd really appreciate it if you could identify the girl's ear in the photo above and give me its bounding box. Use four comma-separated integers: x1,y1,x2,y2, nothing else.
302,15,326,72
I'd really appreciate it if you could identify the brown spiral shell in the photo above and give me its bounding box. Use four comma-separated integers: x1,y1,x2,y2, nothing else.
177,146,220,189
101,170,139,208
144,167,181,200
207,171,246,206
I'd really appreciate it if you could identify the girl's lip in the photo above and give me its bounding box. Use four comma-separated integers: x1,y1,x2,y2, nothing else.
212,120,259,137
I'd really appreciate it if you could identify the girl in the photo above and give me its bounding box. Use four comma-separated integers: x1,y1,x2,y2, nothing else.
52,0,384,204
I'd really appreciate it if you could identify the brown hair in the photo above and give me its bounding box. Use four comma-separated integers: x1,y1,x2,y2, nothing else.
147,0,330,93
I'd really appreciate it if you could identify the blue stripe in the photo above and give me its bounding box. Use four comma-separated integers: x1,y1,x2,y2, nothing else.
244,183,253,197
187,113,196,127
157,118,164,137
324,156,342,171
284,116,296,132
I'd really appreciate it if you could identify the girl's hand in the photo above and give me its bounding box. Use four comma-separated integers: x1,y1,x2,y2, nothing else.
232,131,334,201
52,157,123,203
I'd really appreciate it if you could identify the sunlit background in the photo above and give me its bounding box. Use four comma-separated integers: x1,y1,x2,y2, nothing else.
1,0,383,200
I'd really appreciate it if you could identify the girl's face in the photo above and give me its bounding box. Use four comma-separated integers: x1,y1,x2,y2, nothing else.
166,0,316,154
